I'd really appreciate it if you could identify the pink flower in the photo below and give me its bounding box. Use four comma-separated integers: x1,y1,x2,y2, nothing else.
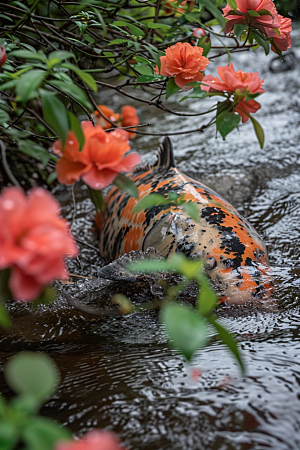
192,28,207,39
0,187,78,301
154,42,209,89
222,0,279,35
201,63,265,122
267,14,292,52
121,106,139,138
0,46,7,68
56,430,126,450
53,121,141,190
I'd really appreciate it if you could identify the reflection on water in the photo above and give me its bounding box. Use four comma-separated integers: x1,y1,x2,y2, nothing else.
1,29,300,450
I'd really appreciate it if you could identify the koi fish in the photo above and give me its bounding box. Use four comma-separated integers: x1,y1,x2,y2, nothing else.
98,137,273,305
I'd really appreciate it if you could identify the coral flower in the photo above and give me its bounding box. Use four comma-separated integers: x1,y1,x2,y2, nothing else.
201,63,265,122
0,187,78,301
154,42,209,89
164,0,194,15
56,430,126,450
121,106,139,138
93,105,120,129
53,121,141,190
267,14,292,52
222,0,279,35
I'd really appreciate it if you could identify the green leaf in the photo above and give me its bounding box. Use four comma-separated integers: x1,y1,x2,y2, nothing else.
247,9,260,16
112,21,145,37
234,24,246,37
0,303,11,329
114,173,138,199
16,69,46,102
216,109,240,139
68,111,85,151
108,38,130,45
197,276,217,315
23,417,72,450
133,64,153,75
0,109,9,124
47,172,57,184
0,421,18,450
137,75,159,83
207,317,245,374
9,50,46,61
41,92,69,148
249,115,264,149
226,0,237,10
18,140,50,165
61,62,97,92
132,193,167,214
257,8,272,15
0,269,12,304
182,202,200,222
250,30,270,54
161,302,208,361
47,50,73,69
49,79,92,110
5,352,60,401
200,0,226,29
180,86,207,101
166,77,180,99
146,22,171,29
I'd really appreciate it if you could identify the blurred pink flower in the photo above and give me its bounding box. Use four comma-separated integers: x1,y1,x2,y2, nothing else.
0,187,78,301
121,106,139,138
0,45,7,68
201,63,265,122
222,0,279,35
267,14,292,52
53,121,141,190
154,42,209,89
192,28,207,39
56,430,126,450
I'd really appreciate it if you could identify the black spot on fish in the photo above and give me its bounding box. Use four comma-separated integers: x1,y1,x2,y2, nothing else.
201,206,228,225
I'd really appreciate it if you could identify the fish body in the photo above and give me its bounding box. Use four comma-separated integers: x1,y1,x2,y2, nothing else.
99,138,273,305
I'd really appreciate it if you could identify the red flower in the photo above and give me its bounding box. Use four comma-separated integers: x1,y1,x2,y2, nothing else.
56,430,126,450
53,121,141,189
0,187,78,301
201,63,265,122
121,106,139,138
154,42,209,89
93,105,120,130
267,14,292,53
163,0,194,14
0,46,7,68
222,0,279,35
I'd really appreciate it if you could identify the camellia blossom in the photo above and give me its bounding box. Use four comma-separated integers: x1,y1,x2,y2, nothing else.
56,430,126,450
0,187,78,301
0,45,7,68
163,0,194,15
154,42,209,89
121,106,139,138
222,0,279,35
201,63,265,122
267,14,292,52
192,28,207,39
53,121,141,189
93,105,120,130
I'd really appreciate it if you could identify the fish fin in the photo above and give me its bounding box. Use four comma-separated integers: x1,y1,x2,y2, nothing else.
132,137,175,173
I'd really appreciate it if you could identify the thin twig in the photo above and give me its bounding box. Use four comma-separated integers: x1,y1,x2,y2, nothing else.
0,140,21,187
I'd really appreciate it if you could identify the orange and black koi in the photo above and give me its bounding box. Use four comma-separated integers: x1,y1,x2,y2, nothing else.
98,138,273,305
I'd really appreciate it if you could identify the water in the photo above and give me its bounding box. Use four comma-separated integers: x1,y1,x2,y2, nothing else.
1,27,300,450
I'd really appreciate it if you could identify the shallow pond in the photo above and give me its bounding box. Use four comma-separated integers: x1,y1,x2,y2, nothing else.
1,25,300,450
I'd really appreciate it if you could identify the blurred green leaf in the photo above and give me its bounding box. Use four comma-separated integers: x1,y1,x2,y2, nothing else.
134,64,153,75
166,77,180,99
18,140,50,165
249,114,264,149
9,50,46,61
49,79,92,110
0,303,11,329
61,62,97,92
0,421,18,450
47,50,73,69
257,8,272,15
0,109,10,124
207,316,245,374
16,69,46,102
216,109,240,139
68,111,85,151
147,22,171,29
182,202,200,222
200,0,226,29
247,9,260,16
227,0,237,10
132,193,167,213
46,172,57,185
251,30,270,54
5,352,60,401
41,92,69,148
22,417,72,450
161,302,208,361
108,38,129,45
197,276,217,315
114,173,138,199
234,24,247,37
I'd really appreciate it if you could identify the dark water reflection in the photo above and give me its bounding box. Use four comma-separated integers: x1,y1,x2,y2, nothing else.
1,27,300,450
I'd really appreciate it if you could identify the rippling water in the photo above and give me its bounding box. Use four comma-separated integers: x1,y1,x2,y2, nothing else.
1,26,300,450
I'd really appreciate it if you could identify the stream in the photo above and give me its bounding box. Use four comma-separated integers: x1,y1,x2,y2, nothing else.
1,24,300,450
